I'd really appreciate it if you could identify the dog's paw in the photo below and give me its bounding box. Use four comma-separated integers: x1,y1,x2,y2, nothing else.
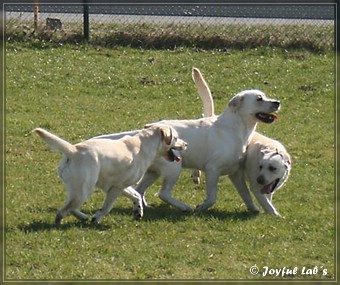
194,204,206,212
182,206,194,212
92,209,104,225
191,176,200,185
133,211,143,221
91,217,100,225
247,205,260,213
191,170,201,185
55,213,63,226
273,211,282,217
91,212,102,225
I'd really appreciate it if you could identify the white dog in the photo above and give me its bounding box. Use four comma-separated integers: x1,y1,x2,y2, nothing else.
34,125,187,225
192,68,291,215
245,132,291,215
134,73,280,213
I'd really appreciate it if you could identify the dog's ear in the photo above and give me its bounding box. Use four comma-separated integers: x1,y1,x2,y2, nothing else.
259,146,269,156
228,94,244,112
278,152,292,170
285,160,291,170
284,156,292,170
160,126,172,146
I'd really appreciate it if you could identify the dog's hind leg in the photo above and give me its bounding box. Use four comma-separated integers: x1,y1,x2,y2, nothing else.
92,187,121,224
56,195,88,225
55,180,93,225
71,209,88,221
122,186,143,220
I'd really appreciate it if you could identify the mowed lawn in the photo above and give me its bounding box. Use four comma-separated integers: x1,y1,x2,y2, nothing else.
5,43,335,280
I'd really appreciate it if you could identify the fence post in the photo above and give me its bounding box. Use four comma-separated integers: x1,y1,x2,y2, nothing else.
34,0,39,30
337,3,339,53
83,0,89,42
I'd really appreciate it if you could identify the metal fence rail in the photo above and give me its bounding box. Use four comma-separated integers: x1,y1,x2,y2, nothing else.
5,4,335,52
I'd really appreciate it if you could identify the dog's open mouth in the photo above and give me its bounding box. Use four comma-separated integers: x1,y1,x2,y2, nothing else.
167,149,182,162
260,178,280,194
255,112,278,124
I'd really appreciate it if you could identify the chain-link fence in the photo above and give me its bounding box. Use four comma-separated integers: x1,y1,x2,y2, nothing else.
5,4,335,52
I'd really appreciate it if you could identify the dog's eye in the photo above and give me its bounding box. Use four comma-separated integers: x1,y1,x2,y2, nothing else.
269,166,276,172
259,165,263,170
257,95,263,101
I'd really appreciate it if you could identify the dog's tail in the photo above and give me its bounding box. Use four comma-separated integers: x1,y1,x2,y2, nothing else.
33,128,77,156
191,68,216,185
192,67,215,117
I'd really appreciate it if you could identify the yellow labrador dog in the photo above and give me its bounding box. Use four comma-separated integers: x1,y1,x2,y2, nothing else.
192,68,291,215
245,132,291,215
34,125,187,225
135,74,280,213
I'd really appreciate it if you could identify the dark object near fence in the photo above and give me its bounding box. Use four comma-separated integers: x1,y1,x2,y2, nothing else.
46,17,62,30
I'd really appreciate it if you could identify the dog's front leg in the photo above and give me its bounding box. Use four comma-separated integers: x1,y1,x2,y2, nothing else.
122,186,143,220
251,187,280,216
135,171,160,207
191,169,201,185
92,187,121,224
229,170,259,213
195,169,220,211
158,165,193,212
158,178,193,212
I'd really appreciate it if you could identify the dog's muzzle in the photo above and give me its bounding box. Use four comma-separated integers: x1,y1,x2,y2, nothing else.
255,101,280,124
167,149,182,163
258,177,280,194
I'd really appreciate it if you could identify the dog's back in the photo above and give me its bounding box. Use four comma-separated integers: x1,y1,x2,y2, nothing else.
249,132,288,155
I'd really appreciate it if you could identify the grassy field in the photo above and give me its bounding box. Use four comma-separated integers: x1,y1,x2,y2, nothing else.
5,43,335,281
7,21,333,53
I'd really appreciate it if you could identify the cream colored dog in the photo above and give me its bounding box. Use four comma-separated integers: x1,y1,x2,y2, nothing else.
135,76,280,213
191,68,291,215
34,125,187,225
245,132,291,215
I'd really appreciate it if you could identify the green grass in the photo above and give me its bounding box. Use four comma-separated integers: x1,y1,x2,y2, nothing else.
5,43,335,280
6,21,334,53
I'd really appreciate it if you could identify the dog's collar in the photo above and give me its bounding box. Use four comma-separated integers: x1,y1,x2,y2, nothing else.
260,146,291,169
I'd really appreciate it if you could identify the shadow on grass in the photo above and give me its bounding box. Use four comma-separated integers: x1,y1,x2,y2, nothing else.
17,206,111,232
16,206,144,232
17,219,111,232
15,204,258,232
142,204,259,222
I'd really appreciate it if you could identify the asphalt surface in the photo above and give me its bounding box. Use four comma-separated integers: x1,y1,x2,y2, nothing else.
5,4,335,20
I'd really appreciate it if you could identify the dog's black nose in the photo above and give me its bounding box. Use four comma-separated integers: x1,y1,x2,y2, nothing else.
257,175,265,185
273,101,280,109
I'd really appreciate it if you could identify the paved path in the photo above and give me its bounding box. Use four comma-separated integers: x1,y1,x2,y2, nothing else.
5,4,334,20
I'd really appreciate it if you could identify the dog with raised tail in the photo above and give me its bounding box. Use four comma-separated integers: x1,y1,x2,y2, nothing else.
136,72,280,213
34,125,187,225
191,67,291,215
